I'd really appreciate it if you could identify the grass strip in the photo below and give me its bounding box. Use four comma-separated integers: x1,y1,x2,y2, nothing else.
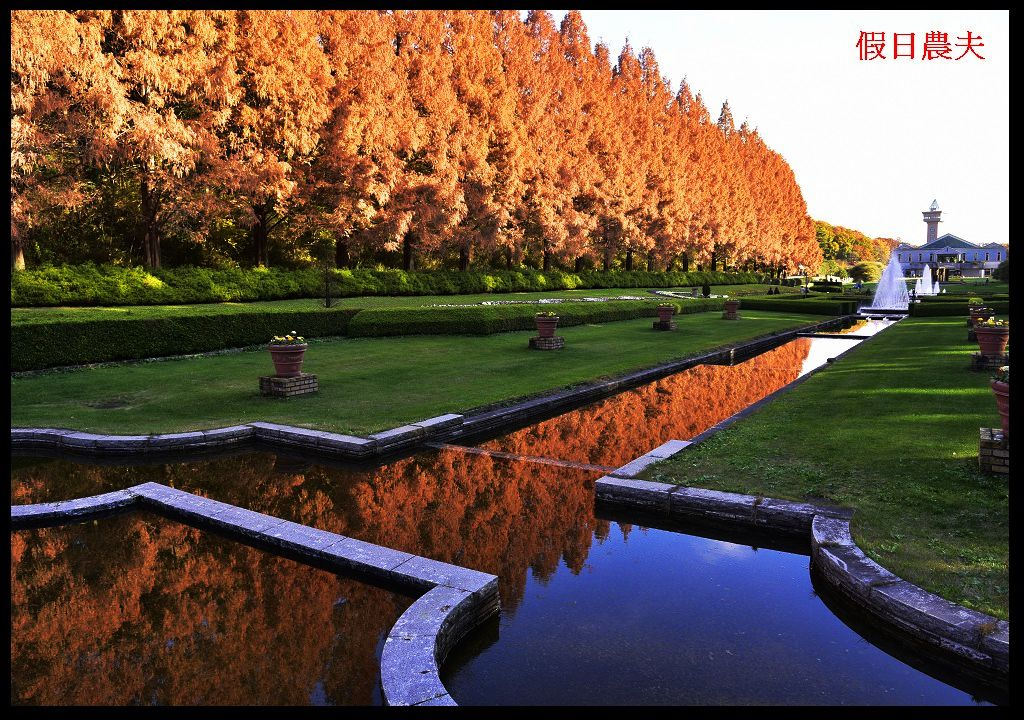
11,310,824,437
640,316,1009,619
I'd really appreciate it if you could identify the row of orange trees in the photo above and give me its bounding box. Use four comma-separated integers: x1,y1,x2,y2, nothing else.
11,10,823,274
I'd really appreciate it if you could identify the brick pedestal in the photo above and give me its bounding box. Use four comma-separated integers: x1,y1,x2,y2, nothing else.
529,336,565,350
260,373,319,397
970,353,1010,372
652,320,678,331
721,311,740,320
979,428,1008,475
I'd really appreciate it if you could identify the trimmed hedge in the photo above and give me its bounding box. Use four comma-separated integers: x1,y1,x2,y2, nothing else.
11,263,767,307
918,295,975,303
347,299,725,337
11,309,360,371
738,296,858,316
13,300,741,370
909,300,1009,317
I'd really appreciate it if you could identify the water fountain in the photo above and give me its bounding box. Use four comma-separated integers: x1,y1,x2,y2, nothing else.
867,252,910,312
919,264,937,296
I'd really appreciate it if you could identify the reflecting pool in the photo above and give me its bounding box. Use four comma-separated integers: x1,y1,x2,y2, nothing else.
11,513,414,705
10,326,994,705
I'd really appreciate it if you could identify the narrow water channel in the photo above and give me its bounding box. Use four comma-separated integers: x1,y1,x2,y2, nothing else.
12,318,995,705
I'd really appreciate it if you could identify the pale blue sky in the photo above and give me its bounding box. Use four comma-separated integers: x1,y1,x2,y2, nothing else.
552,10,1009,247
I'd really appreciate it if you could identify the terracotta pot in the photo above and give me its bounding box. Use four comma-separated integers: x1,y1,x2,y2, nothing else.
725,300,741,312
991,380,1009,438
535,316,559,338
657,306,676,323
269,343,308,377
975,327,1008,358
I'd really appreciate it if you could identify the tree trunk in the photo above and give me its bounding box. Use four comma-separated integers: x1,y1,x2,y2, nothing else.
646,252,655,272
335,238,350,269
542,248,552,271
252,215,268,267
506,247,514,269
681,253,689,272
402,232,415,271
710,253,718,271
140,175,162,269
459,243,470,272
11,234,25,271
574,256,585,272
624,248,633,271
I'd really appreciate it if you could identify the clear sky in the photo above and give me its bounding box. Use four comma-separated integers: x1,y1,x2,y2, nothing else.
553,10,1009,248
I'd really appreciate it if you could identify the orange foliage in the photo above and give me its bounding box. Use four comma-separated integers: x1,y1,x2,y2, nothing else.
11,514,412,705
11,10,819,273
481,337,810,467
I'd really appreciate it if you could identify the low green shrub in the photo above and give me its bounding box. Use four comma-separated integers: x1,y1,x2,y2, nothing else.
994,259,1009,282
908,302,967,317
848,261,885,283
918,295,974,302
909,300,1009,317
11,263,768,307
739,296,858,316
11,308,360,371
346,299,725,337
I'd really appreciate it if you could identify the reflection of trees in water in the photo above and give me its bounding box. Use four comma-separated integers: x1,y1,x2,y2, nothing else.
12,453,601,612
11,514,412,705
9,339,809,695
482,338,811,467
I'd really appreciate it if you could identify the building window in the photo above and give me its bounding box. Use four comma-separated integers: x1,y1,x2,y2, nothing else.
919,253,923,262
997,252,1001,261
986,252,990,261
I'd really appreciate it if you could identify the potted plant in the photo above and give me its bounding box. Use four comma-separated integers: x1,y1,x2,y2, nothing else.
656,303,676,324
535,311,559,338
268,331,308,377
975,318,1009,358
969,306,994,325
991,366,1009,437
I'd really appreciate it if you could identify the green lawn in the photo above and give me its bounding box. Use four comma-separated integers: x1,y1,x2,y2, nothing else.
10,310,824,436
10,284,793,325
640,316,1009,619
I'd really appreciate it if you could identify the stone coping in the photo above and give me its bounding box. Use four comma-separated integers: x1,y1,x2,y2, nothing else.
10,316,854,462
9,483,499,707
596,437,1009,680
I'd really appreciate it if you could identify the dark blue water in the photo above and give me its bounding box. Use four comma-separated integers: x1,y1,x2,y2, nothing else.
442,521,986,705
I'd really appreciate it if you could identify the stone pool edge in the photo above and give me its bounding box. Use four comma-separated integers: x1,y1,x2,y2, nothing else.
10,315,857,461
9,483,500,707
596,439,1009,679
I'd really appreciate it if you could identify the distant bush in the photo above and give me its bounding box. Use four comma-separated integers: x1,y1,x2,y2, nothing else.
849,261,884,283
10,263,768,307
993,260,1009,282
